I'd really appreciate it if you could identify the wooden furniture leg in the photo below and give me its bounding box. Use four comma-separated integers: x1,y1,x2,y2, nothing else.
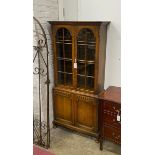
100,136,104,150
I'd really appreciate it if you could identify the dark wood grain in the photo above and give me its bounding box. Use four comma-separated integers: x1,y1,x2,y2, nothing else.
49,21,109,140
48,21,110,26
99,86,121,103
51,22,108,93
99,86,121,150
53,87,99,137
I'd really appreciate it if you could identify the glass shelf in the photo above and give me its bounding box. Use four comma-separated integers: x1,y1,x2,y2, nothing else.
77,60,95,63
58,71,72,74
77,44,95,46
77,40,96,44
77,74,94,78
57,57,72,61
56,42,72,45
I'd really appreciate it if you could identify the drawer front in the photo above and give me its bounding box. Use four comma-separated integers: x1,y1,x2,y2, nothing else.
104,126,121,144
104,101,121,116
103,113,121,128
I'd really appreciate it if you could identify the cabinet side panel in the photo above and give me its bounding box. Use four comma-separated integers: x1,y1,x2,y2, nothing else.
51,25,57,86
98,25,107,92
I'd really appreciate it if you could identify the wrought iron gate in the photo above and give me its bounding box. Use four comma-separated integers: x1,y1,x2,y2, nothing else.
33,17,50,148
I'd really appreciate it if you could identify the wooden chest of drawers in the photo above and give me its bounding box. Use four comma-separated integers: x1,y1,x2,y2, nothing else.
99,86,121,150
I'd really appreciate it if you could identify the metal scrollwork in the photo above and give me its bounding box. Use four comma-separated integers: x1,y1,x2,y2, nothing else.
33,119,49,147
33,33,46,48
33,17,50,148
33,67,47,76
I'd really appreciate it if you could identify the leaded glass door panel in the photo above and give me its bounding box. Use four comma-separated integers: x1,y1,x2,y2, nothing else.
56,28,73,86
77,28,96,91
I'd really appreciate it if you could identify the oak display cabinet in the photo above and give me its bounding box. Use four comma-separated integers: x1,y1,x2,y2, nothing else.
49,21,110,137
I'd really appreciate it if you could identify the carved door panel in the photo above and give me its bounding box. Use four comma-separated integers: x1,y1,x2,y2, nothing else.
53,89,74,125
74,95,98,132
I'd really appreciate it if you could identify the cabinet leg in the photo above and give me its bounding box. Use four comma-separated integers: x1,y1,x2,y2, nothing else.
53,122,57,129
100,137,104,151
95,136,100,143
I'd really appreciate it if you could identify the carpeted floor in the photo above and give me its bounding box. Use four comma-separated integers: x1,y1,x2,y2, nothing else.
49,127,121,155
34,145,55,155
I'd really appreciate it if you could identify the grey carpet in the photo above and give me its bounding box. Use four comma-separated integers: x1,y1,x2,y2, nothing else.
49,127,121,155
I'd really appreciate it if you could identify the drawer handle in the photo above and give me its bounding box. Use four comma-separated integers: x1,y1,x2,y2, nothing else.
112,107,120,113
116,110,120,113
117,114,121,122
116,135,120,139
113,119,115,122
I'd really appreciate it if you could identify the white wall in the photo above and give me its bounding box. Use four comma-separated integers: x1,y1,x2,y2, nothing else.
33,0,59,125
58,0,64,20
78,0,121,89
63,0,78,20
64,0,121,89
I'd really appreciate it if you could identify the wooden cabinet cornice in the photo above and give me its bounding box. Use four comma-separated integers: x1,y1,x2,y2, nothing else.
49,21,110,137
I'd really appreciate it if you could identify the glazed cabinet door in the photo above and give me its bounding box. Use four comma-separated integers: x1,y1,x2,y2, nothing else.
52,25,99,92
53,89,74,125
75,27,98,92
53,26,74,88
74,95,98,133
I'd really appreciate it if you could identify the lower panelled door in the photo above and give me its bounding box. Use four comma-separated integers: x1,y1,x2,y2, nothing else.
53,89,74,125
74,95,98,133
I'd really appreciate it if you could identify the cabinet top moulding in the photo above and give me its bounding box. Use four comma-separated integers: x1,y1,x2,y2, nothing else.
48,21,110,26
